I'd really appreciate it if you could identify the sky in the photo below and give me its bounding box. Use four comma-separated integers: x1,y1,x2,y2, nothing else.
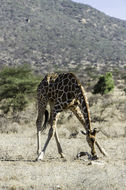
72,0,126,21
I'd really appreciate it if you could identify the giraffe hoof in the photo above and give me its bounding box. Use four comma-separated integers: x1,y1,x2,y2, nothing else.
60,153,65,158
37,152,44,161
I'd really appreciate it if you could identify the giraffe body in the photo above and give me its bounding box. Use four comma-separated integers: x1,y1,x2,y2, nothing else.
36,72,104,160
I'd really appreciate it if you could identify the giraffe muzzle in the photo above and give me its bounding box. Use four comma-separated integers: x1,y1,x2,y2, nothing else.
81,130,107,157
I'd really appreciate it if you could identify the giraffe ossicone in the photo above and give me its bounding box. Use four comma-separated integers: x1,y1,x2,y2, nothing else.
36,72,106,160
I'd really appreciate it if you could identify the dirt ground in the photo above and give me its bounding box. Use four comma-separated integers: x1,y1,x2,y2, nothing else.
0,88,126,190
0,122,126,190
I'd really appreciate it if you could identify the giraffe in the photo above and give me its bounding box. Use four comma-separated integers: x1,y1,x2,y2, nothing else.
36,72,106,160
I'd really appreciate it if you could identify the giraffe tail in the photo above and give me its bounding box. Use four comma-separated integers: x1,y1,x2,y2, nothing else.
41,110,49,132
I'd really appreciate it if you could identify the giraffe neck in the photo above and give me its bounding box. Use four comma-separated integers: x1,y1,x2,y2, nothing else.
79,86,92,132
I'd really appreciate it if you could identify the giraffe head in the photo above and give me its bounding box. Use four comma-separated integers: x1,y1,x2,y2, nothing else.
86,128,98,156
81,128,106,158
84,128,98,156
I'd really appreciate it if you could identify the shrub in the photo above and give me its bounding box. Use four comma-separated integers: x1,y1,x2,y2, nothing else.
0,65,40,114
124,88,126,94
93,72,114,95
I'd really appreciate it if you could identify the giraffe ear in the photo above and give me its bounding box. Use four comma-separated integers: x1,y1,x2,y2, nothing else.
91,128,100,136
81,130,86,135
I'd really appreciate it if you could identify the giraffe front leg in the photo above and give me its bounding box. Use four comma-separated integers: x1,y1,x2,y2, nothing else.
52,110,65,158
70,105,86,128
55,128,65,158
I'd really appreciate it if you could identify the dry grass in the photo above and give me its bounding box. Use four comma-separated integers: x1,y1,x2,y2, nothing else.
0,87,126,190
0,132,125,190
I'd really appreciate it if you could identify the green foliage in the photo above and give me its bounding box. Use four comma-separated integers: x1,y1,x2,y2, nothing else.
0,65,40,114
93,72,114,95
124,88,126,94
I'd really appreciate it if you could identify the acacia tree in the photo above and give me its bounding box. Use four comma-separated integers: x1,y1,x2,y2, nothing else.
0,65,40,114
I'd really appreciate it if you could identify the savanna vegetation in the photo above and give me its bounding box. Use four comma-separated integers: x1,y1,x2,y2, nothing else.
0,65,40,114
93,72,114,95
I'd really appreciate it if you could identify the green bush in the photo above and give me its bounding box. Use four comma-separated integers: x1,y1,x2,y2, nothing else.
124,88,126,94
93,72,114,95
0,65,40,114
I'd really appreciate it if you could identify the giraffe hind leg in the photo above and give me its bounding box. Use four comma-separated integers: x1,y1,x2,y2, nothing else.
36,101,47,157
37,110,64,160
37,126,54,160
36,112,43,156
